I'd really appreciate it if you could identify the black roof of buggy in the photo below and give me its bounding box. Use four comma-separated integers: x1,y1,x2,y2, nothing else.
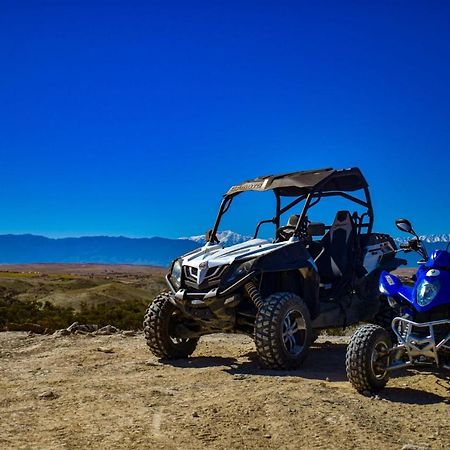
226,167,368,197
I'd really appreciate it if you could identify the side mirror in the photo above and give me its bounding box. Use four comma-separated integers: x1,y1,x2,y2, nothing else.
395,218,414,235
307,222,326,237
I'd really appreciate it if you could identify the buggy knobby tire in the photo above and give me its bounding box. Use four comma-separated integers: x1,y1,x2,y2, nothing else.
143,292,198,359
346,324,392,395
254,292,312,370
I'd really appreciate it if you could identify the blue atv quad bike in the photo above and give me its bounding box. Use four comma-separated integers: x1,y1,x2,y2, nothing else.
346,218,450,394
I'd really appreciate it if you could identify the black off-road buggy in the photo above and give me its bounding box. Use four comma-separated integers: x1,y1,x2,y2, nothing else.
144,168,405,369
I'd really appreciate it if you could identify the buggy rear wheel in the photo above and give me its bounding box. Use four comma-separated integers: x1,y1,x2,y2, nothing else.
346,324,391,395
254,292,312,370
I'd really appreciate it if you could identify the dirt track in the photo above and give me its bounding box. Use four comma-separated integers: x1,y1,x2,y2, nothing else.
0,332,449,449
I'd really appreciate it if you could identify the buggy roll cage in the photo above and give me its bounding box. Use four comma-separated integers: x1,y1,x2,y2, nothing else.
208,168,374,243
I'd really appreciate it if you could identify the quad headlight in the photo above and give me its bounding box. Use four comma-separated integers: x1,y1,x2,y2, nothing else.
171,259,182,288
416,279,440,307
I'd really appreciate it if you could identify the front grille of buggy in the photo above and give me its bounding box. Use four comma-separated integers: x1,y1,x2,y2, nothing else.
183,265,228,285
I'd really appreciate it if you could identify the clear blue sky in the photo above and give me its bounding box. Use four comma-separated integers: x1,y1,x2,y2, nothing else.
1,1,449,239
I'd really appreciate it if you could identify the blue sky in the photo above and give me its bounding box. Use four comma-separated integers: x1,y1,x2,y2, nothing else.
1,1,449,239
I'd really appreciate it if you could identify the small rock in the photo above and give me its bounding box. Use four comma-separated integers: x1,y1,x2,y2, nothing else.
75,330,88,335
97,347,114,354
192,411,199,417
97,325,119,335
325,377,330,382
53,329,70,337
264,434,272,439
401,445,428,450
38,391,59,400
233,374,248,380
122,330,136,337
67,322,79,333
247,426,259,431
145,360,162,367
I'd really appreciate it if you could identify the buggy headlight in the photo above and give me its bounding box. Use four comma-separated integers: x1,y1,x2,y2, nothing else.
224,260,253,283
171,260,182,287
416,279,439,306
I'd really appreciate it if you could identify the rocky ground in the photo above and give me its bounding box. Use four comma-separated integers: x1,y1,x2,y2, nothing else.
0,332,448,450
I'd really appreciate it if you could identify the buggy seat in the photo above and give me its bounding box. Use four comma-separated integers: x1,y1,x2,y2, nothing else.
315,210,356,286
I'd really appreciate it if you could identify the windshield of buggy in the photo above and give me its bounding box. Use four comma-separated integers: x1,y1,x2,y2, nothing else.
211,187,372,245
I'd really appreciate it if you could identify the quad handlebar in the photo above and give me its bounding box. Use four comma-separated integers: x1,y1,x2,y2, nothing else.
398,238,428,261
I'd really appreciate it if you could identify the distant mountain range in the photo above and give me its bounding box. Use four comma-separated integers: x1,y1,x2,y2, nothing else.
394,234,450,244
0,234,199,267
0,231,448,267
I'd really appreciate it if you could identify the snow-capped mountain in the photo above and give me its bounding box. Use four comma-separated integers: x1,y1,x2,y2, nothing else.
181,230,252,247
394,234,450,244
183,230,450,247
183,231,450,268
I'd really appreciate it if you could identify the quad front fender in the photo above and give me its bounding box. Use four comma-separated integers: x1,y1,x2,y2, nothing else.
379,271,413,303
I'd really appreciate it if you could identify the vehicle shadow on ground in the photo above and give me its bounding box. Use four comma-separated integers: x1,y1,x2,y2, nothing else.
159,344,449,405
163,356,238,369
224,342,349,382
379,387,446,405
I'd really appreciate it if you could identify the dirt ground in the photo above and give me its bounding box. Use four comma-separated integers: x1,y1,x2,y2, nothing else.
0,332,448,450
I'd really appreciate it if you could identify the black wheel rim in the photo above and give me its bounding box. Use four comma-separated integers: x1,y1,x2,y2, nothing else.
282,309,307,356
371,340,389,379
169,311,191,345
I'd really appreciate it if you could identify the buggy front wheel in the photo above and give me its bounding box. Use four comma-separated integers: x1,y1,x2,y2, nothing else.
254,292,312,370
143,292,198,359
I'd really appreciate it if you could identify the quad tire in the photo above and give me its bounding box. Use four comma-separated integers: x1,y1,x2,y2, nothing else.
346,324,392,394
144,292,198,359
254,292,312,370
